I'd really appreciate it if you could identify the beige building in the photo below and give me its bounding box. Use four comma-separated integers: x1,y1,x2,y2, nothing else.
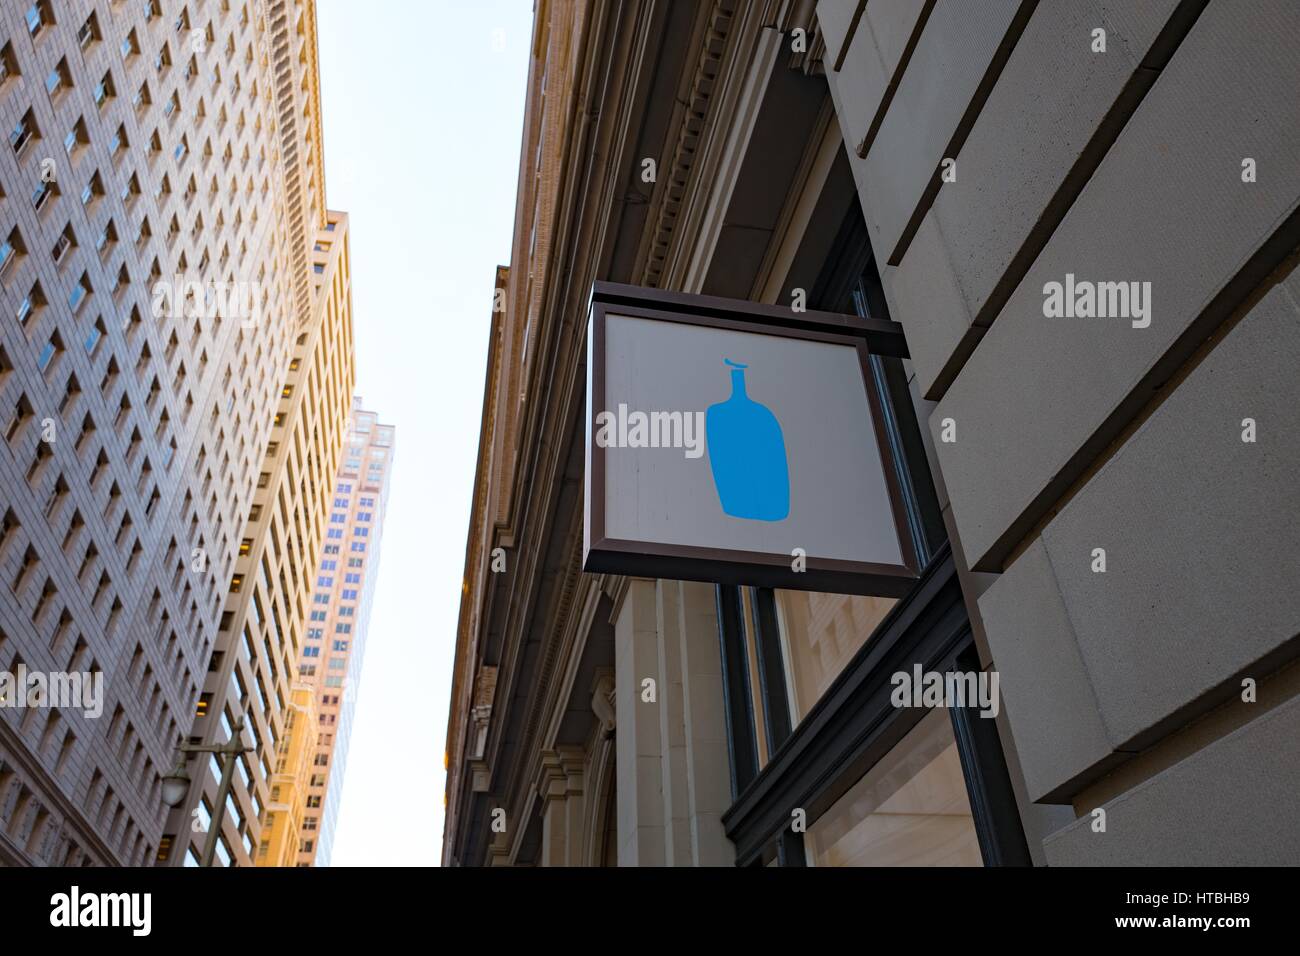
445,0,1300,868
255,683,315,868
0,0,350,867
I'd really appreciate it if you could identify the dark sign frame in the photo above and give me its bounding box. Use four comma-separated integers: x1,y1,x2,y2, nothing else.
584,281,919,597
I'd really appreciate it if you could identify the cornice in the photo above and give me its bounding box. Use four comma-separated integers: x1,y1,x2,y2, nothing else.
640,0,739,289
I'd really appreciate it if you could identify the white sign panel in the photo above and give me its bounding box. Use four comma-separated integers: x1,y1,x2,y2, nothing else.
585,286,918,595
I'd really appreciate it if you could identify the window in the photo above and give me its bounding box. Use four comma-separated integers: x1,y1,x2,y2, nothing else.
16,282,46,327
81,172,104,207
95,220,117,255
93,71,114,109
774,590,896,724
52,223,76,264
5,396,33,442
26,2,52,40
45,58,70,98
64,118,89,156
78,13,101,49
1,227,25,276
10,110,37,155
36,333,62,373
0,44,15,87
805,708,980,866
84,317,106,355
68,273,92,312
32,178,57,212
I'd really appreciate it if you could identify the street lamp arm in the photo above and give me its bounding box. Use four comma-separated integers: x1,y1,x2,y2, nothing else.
178,742,254,755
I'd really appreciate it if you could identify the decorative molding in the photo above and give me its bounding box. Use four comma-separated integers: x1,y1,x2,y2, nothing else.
591,669,616,737
641,0,740,289
469,665,498,762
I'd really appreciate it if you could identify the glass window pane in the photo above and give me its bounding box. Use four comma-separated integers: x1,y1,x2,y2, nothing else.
775,589,896,723
806,707,981,867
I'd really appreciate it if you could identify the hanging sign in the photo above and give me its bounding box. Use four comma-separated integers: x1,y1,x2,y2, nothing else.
584,282,919,596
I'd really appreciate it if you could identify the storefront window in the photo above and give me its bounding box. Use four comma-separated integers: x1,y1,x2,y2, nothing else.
805,707,981,867
774,589,895,723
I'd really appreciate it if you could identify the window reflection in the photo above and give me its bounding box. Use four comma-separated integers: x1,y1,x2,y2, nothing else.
806,707,981,867
775,589,895,722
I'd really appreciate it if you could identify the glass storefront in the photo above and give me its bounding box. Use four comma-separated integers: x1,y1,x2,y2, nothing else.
774,589,896,723
806,707,981,867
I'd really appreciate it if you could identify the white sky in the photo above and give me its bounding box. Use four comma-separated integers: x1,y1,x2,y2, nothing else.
315,0,533,866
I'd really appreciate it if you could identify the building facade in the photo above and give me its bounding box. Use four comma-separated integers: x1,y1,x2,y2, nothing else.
444,0,1300,866
0,0,350,867
162,207,355,867
256,683,315,868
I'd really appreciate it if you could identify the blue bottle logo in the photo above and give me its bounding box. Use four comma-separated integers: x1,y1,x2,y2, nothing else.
705,359,790,521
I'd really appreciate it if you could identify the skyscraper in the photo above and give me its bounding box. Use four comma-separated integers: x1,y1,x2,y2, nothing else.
289,399,393,867
0,0,347,866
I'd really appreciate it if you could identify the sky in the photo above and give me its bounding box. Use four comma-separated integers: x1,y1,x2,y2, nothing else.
314,0,533,866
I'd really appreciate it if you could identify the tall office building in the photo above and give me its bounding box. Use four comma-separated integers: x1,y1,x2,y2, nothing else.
0,0,347,867
287,399,393,867
161,207,355,867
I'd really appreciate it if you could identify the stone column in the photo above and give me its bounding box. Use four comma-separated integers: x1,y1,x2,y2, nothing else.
656,580,692,865
676,580,735,865
538,746,585,867
613,579,665,865
614,578,736,866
